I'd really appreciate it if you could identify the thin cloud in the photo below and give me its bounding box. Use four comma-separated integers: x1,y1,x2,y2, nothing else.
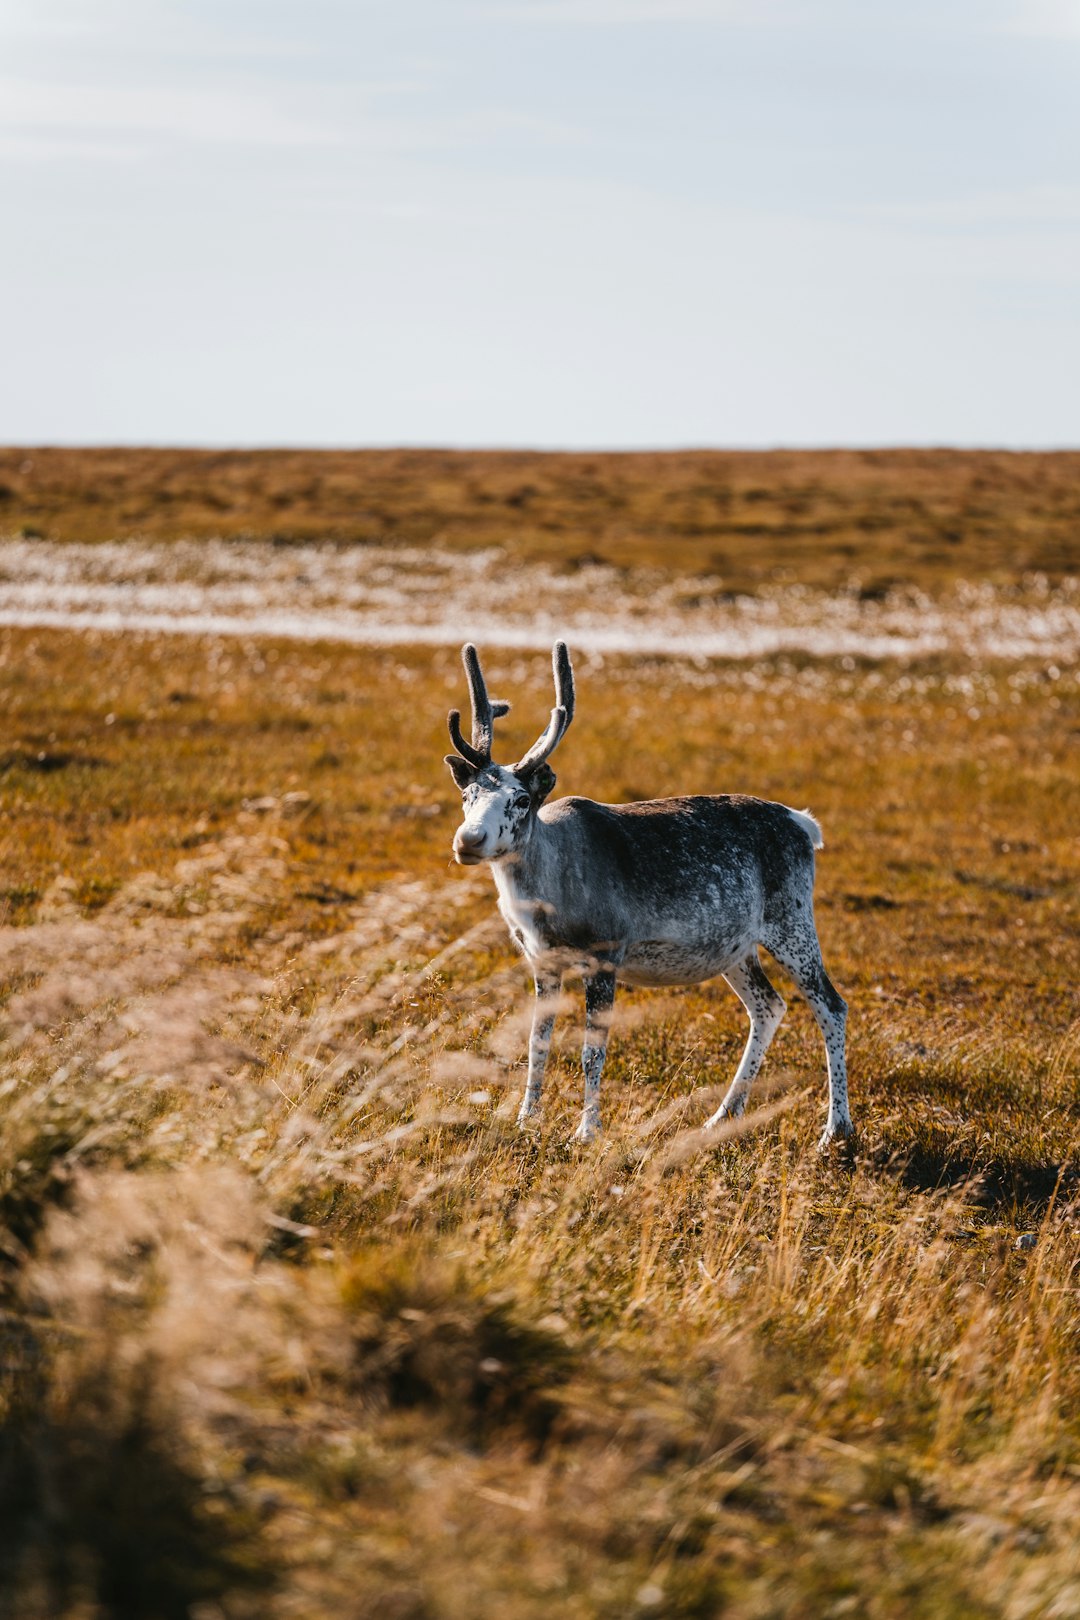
870,183,1080,230
999,0,1080,35
0,79,339,151
483,0,1080,31
477,0,780,21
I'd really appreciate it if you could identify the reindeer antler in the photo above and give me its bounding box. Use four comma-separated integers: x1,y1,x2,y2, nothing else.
513,641,575,776
447,643,510,769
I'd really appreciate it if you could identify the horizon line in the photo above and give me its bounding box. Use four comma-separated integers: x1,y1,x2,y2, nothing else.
5,440,1080,456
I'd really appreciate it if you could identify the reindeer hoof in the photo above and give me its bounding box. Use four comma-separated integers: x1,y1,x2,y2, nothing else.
517,1107,541,1130
704,1099,745,1130
570,1119,600,1146
817,1118,855,1153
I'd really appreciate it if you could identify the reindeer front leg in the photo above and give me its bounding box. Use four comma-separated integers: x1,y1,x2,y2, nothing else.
573,967,616,1144
518,971,561,1126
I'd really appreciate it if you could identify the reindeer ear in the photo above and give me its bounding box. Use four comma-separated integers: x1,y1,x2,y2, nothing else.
526,762,557,806
445,755,477,791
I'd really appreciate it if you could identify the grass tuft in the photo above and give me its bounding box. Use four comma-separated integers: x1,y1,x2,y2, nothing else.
341,1247,575,1447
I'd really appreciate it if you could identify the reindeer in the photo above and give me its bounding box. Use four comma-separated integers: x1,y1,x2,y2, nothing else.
444,642,852,1149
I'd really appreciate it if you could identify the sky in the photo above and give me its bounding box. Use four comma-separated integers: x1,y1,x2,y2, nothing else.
2,0,1079,447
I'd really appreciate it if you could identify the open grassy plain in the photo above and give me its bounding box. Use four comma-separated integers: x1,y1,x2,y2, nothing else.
3,444,1080,592
1,451,1079,1618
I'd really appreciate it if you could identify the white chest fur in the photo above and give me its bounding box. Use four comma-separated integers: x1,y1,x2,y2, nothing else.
492,865,549,962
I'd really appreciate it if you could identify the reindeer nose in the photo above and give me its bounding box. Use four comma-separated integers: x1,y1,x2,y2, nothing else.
454,827,486,860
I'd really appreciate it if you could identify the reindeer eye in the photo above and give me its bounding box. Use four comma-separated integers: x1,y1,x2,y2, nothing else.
513,794,530,811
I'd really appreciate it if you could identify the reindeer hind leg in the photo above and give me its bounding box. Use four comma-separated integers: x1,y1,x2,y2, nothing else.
704,950,786,1130
760,917,851,1147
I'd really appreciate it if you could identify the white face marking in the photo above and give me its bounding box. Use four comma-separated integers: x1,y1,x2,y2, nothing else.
453,765,532,864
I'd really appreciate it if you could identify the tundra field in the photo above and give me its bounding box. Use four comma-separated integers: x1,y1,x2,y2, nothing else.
1,449,1079,1618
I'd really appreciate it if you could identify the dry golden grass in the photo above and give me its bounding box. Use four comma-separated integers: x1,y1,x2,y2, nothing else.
1,615,1078,1617
4,445,1080,592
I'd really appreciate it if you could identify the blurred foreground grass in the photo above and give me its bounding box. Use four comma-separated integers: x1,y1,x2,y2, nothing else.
0,625,1078,1618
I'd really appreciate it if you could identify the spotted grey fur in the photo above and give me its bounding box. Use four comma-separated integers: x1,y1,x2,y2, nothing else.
445,642,852,1148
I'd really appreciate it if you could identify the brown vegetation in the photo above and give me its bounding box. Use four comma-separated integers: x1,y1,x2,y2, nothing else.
0,619,1077,1616
0,459,1078,1615
3,445,1080,591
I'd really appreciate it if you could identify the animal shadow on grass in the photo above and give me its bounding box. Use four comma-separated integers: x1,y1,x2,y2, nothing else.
867,1128,1077,1217
865,1046,1079,1218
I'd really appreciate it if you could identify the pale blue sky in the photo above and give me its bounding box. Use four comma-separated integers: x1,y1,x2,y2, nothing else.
2,0,1079,445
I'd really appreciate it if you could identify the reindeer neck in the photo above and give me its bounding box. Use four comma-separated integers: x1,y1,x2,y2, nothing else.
491,812,558,905
489,813,567,963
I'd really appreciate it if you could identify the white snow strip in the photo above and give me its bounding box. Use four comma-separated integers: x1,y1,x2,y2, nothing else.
0,606,1075,662
0,538,1076,662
